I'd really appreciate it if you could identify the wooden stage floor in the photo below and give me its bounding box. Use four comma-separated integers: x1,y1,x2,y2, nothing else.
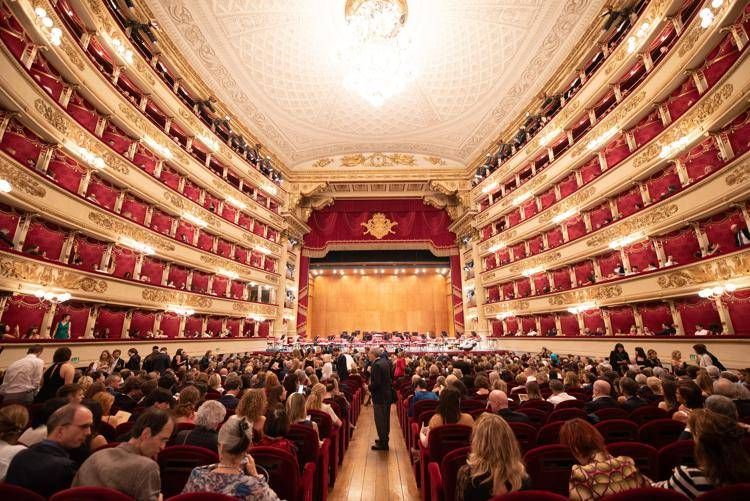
328,404,420,501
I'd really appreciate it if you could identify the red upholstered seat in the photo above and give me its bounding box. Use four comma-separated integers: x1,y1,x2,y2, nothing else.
520,400,554,413
536,421,565,446
629,406,669,426
420,424,473,501
696,483,750,500
657,440,696,481
594,408,629,422
287,423,328,498
599,487,689,500
607,441,659,479
595,419,639,444
0,483,46,501
546,408,587,424
509,422,538,453
515,408,548,428
638,419,686,450
251,446,314,501
522,445,577,496
308,409,339,483
165,493,237,501
50,487,135,500
489,492,568,501
554,399,585,410
157,445,219,498
428,446,470,501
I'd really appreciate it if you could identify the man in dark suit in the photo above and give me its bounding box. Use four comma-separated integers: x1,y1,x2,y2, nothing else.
487,390,530,423
333,347,348,381
369,347,392,451
218,376,242,410
619,378,647,412
110,349,125,373
584,380,619,414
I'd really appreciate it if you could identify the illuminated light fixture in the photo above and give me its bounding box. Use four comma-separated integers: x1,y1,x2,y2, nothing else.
512,191,533,206
104,33,134,64
336,0,416,107
183,212,207,228
698,1,724,29
33,288,71,303
34,7,62,46
217,268,239,280
442,268,449,274
540,128,561,147
142,135,173,160
225,195,246,210
196,133,219,152
587,126,619,151
488,242,506,253
608,232,644,250
262,184,278,196
552,208,578,224
482,182,498,194
169,305,195,316
568,301,598,314
521,266,544,277
68,142,105,169
626,21,651,54
659,135,696,159
698,282,736,299
255,245,271,255
120,236,155,255
496,311,514,320
0,179,12,193
248,314,265,322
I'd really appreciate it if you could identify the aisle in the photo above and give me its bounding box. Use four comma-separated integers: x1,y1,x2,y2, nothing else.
328,404,420,501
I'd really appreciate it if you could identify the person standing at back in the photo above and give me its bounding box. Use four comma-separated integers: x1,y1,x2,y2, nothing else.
0,345,44,404
369,347,392,451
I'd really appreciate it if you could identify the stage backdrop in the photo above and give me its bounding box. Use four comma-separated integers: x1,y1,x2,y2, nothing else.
309,274,452,336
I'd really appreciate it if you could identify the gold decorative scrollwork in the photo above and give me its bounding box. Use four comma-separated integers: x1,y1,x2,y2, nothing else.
34,99,68,134
585,204,679,247
538,186,596,224
164,191,220,227
509,252,562,274
548,285,622,306
88,212,175,252
361,213,398,239
198,254,244,276
424,156,446,166
0,254,107,293
0,156,47,198
341,153,416,168
658,252,750,289
725,159,750,186
141,288,212,308
312,158,334,168
232,301,277,317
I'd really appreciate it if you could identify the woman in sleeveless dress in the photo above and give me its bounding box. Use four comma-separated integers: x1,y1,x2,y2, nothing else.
34,347,75,403
53,314,71,340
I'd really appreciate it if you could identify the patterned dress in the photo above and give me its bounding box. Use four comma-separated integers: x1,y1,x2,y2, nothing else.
568,453,649,500
182,464,280,501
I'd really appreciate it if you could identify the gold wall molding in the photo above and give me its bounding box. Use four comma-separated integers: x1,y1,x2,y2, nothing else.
585,203,679,247
232,301,277,318
478,229,518,252
0,253,106,293
198,254,244,276
509,251,563,274
141,287,213,308
34,99,68,134
547,284,623,306
725,159,750,186
163,191,221,227
0,156,47,198
87,212,176,252
484,300,530,315
658,252,750,289
424,156,447,166
311,158,334,168
340,153,416,168
538,186,597,224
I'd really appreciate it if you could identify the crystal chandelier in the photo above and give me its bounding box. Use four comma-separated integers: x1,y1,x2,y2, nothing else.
337,0,417,107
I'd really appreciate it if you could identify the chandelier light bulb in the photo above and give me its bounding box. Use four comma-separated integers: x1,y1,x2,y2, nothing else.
0,179,12,193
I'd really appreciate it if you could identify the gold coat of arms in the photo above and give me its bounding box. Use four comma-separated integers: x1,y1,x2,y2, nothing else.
361,213,398,239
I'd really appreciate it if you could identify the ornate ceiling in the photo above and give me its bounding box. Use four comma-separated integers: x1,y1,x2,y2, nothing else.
146,0,607,169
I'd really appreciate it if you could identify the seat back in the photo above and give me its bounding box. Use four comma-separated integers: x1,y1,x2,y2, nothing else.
638,419,685,449
0,483,46,501
460,399,486,412
174,422,196,433
536,421,565,446
166,493,237,501
546,408,588,423
98,421,117,442
488,491,568,501
286,423,320,468
597,487,691,500
427,424,473,462
516,408,548,428
469,408,488,420
695,483,750,500
522,445,577,496
49,487,135,501
657,440,696,481
157,445,219,498
441,446,471,501
595,419,639,443
251,446,301,501
554,399,584,410
594,408,629,421
508,422,538,453
308,409,333,438
629,406,669,426
520,400,554,413
413,399,439,419
607,441,659,478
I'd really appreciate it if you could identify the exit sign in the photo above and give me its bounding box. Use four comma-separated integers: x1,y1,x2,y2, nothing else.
71,357,79,363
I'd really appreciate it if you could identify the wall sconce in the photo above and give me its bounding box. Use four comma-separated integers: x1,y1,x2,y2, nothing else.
568,302,597,314
698,283,736,299
33,289,71,303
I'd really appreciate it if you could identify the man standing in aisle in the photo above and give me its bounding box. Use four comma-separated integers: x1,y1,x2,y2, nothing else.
369,347,392,451
0,345,44,404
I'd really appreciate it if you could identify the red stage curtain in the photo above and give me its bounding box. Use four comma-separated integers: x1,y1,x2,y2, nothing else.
702,210,746,254
185,316,202,337
100,124,131,156
150,210,173,235
159,312,180,338
140,257,165,285
583,309,605,333
666,79,699,120
624,240,658,272
450,255,464,333
212,276,228,296
566,216,587,241
590,203,613,230
121,196,147,225
1,295,47,337
47,152,84,194
111,247,136,278
539,188,557,210
52,302,89,339
296,256,310,336
559,174,578,199
86,177,118,211
607,306,636,335
633,110,665,148
552,268,572,290
0,204,20,248
658,227,701,265
678,297,720,336
702,34,740,89
191,272,209,294
723,289,750,335
168,265,188,289
580,157,602,184
616,187,643,218
727,110,750,157
72,236,106,272
638,302,672,332
24,221,65,261
559,313,579,336
94,308,125,339
646,166,681,202
603,134,631,169
598,251,622,278
130,311,155,337
682,138,723,183
547,227,564,249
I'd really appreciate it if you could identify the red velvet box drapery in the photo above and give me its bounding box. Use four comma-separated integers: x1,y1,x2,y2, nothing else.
51,302,89,339
212,276,228,296
501,282,515,299
185,316,203,337
111,247,136,278
505,317,518,335
616,188,643,218
510,242,526,261
226,318,240,337
159,312,180,338
100,124,132,156
491,319,503,337
508,208,522,227
176,221,195,245
546,227,564,249
539,188,556,210
559,313,579,336
497,249,510,265
624,240,658,271
1,295,48,337
168,265,188,289
94,308,125,339
130,311,156,336
486,286,500,302
566,216,587,241
216,239,232,258
160,167,181,192
47,152,84,194
682,139,723,183
150,210,173,235
206,317,222,336
253,222,266,237
573,260,595,286
183,180,201,203
24,221,65,261
533,274,549,294
638,302,672,332
221,205,236,223
258,321,270,337
73,236,106,272
520,317,536,333
515,279,531,298
607,306,636,334
1,123,43,166
678,297,720,336
539,315,555,335
86,177,118,211
552,268,572,290
121,196,147,225
658,227,701,265
197,231,214,252
633,111,665,148
727,110,750,157
528,235,544,255
580,157,602,184
558,174,578,199
191,271,209,294
484,254,496,271
522,199,538,220
598,251,622,278
66,94,99,134
603,134,631,169
0,204,20,248
702,34,740,89
140,257,165,285
264,257,276,273
646,167,681,202
133,145,158,176
230,281,245,300
582,309,605,333
590,203,613,230
723,289,750,335
666,80,699,120
296,255,309,336
702,210,746,254
450,255,464,333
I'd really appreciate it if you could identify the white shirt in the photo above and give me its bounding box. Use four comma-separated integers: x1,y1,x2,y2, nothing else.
0,354,43,395
694,329,709,336
547,392,577,406
0,440,26,480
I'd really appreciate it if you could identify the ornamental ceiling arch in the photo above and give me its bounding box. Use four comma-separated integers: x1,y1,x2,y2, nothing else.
145,0,606,169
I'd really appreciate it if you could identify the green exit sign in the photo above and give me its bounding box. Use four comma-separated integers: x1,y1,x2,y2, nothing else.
71,357,79,363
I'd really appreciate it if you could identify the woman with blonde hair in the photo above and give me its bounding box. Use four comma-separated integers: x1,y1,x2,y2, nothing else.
264,372,280,390
90,391,123,427
525,380,543,401
77,375,94,396
0,404,29,480
174,386,201,424
208,373,223,394
455,413,528,501
236,389,267,442
306,383,341,427
564,371,581,391
287,392,319,439
695,369,713,397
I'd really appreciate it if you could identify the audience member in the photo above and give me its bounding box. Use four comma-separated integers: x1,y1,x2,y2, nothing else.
0,345,44,404
0,404,29,480
173,401,226,452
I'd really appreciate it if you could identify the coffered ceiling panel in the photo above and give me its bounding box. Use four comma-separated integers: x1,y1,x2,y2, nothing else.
146,0,606,168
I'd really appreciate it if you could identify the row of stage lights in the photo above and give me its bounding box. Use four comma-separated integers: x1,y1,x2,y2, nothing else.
311,267,450,277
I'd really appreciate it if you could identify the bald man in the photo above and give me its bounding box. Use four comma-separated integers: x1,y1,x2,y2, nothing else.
487,390,530,423
584,379,618,413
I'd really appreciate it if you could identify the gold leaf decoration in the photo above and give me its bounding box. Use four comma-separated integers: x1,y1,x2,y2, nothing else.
312,158,334,168
59,39,85,71
232,301,277,317
725,159,750,186
658,252,750,289
341,153,416,168
0,254,106,293
199,254,244,275
548,285,622,306
34,99,68,134
88,212,175,252
585,204,679,247
0,156,46,198
424,156,446,166
361,213,398,239
163,191,220,227
508,251,562,274
538,186,596,224
142,288,212,308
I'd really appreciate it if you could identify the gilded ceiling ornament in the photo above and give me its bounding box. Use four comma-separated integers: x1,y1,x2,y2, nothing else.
142,288,212,308
312,158,334,168
362,213,398,239
34,99,68,134
0,157,47,198
341,152,416,168
424,156,446,166
0,254,106,293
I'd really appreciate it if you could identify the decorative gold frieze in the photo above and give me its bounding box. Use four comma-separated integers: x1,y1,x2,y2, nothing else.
340,153,416,168
141,288,212,308
361,213,398,239
548,284,622,306
509,252,562,274
725,158,750,186
0,254,106,293
34,99,68,134
265,274,280,284
484,300,530,315
424,156,446,166
538,186,596,224
311,158,334,168
585,204,679,247
117,103,148,131
198,254,244,276
570,91,646,159
163,191,220,227
60,40,85,71
177,107,201,130
658,252,750,289
88,212,175,252
0,156,47,198
232,301,277,317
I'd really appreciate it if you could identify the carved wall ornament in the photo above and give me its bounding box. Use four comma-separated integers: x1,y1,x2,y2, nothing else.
198,254,244,276
585,204,679,247
163,191,220,227
725,158,750,186
88,212,176,252
232,301,277,317
312,158,334,168
142,288,213,308
60,39,85,71
548,284,622,306
484,300,530,315
34,99,68,134
117,103,148,131
658,252,750,289
424,156,447,166
340,153,416,168
538,186,596,224
362,213,398,239
509,251,562,274
0,254,107,293
0,156,47,198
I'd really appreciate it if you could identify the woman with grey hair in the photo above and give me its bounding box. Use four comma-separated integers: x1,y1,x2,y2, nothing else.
172,400,227,453
182,415,279,500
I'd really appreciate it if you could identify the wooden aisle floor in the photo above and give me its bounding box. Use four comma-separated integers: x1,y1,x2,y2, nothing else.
328,404,420,501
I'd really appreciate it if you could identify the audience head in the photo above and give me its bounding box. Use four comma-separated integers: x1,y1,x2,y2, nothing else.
487,390,508,412
549,379,564,394
690,409,750,486
195,400,227,430
467,413,527,494
56,383,84,403
217,415,253,458
560,418,607,464
0,404,29,445
52,347,72,364
436,386,461,424
619,378,638,397
47,404,93,449
677,381,703,409
143,388,174,410
287,392,307,423
129,409,174,458
264,407,290,438
306,383,326,411
91,391,115,416
592,379,611,398
237,388,267,422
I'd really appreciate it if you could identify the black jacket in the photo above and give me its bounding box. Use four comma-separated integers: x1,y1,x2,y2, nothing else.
125,354,141,371
335,354,348,381
6,440,78,498
496,408,531,423
584,396,619,414
370,354,393,405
